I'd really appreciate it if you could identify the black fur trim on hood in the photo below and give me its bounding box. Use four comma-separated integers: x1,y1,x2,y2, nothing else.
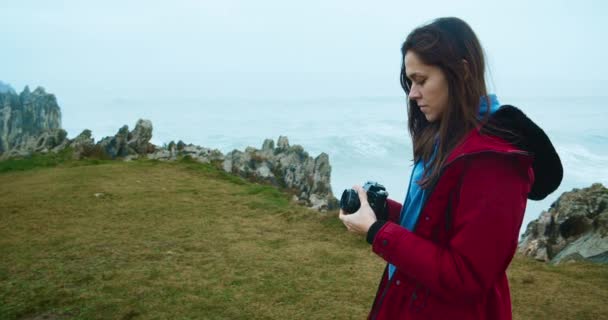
484,105,563,201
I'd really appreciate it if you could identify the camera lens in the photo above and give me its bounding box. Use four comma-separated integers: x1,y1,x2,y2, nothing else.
339,189,360,214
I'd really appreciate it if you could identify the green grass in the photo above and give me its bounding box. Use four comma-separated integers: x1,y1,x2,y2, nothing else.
0,155,607,319
0,148,110,173
508,254,608,320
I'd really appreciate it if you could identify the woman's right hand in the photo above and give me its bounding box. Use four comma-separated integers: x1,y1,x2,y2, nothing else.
338,185,377,235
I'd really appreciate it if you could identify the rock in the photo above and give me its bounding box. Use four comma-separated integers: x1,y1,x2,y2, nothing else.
552,232,608,264
147,140,223,164
222,150,238,172
69,129,95,158
127,119,153,154
223,149,252,175
0,85,63,157
95,119,154,159
277,136,289,150
35,129,68,153
181,144,224,163
221,136,338,211
262,139,274,152
1,148,31,159
518,183,608,264
177,140,186,151
147,148,175,161
97,125,130,159
256,163,273,179
168,141,177,153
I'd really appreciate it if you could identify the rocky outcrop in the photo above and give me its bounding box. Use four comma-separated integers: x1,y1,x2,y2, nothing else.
222,136,338,211
0,83,154,160
147,140,224,163
127,119,153,154
93,120,155,159
69,129,95,159
518,183,608,264
0,86,65,158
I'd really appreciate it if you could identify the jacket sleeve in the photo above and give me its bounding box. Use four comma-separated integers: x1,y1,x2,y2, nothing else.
370,153,532,302
386,198,402,223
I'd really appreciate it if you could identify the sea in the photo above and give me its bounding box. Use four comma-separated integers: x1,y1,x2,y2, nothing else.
60,95,608,237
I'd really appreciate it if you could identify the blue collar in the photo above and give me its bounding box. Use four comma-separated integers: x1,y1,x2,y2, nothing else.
478,94,500,117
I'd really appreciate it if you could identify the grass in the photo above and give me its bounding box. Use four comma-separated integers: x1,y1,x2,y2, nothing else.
0,148,110,173
0,155,607,319
508,256,608,320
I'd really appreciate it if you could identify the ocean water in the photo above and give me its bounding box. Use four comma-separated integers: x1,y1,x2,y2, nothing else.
60,95,608,236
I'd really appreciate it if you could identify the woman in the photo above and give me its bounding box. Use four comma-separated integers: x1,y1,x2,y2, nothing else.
339,17,562,319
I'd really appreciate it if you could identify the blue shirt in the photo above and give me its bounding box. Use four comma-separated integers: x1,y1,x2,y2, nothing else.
388,153,434,279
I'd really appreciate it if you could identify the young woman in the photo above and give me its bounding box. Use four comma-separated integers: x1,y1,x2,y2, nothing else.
339,17,562,319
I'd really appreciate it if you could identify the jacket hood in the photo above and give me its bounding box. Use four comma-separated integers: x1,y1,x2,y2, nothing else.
485,105,563,200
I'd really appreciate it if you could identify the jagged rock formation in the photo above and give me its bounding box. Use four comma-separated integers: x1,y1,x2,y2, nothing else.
0,83,154,160
222,136,337,211
95,120,154,159
0,86,66,158
518,183,608,264
148,140,224,163
128,119,153,154
69,129,95,159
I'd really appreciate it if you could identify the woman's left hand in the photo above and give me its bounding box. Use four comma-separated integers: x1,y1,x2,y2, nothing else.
338,185,378,235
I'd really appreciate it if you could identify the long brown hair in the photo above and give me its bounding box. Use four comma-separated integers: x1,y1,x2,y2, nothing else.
400,17,491,188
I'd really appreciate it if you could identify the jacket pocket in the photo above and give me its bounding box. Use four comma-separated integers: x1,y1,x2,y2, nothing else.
408,283,430,313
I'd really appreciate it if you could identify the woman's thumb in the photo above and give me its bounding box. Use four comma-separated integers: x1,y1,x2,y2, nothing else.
354,185,369,205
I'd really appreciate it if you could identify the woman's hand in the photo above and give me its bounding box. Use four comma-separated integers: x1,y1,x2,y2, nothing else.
338,185,377,235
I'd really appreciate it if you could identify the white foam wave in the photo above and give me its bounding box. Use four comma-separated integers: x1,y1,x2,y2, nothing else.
557,143,608,185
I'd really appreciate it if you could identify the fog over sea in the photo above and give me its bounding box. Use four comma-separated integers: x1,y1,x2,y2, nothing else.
61,94,607,237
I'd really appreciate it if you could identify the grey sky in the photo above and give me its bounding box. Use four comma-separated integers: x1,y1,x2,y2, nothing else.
1,0,607,100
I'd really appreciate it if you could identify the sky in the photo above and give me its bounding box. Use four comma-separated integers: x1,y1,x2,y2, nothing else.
2,0,607,101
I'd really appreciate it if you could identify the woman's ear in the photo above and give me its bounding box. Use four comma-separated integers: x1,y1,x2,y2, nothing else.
462,59,470,79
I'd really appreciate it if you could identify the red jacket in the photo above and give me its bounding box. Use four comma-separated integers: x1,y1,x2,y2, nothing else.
367,128,535,320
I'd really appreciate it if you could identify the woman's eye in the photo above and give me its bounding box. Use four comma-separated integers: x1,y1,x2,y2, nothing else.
417,79,426,86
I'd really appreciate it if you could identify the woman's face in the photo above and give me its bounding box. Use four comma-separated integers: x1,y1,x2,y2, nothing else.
404,50,449,123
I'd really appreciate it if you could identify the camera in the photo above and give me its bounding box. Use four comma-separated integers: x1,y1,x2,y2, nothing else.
340,181,388,220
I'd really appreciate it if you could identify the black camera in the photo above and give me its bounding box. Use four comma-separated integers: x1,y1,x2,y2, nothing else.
340,181,388,220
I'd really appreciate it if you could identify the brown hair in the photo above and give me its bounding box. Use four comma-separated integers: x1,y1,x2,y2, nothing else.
400,17,491,188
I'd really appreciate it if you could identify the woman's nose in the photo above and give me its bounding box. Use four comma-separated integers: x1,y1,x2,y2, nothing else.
408,85,421,99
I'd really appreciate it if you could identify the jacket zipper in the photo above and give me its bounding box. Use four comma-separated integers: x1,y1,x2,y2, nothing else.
370,267,394,320
370,164,416,320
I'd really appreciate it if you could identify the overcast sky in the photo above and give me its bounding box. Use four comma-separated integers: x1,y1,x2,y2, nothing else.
2,0,607,100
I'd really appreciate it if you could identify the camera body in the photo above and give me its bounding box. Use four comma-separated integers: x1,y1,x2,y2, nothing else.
340,181,389,220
